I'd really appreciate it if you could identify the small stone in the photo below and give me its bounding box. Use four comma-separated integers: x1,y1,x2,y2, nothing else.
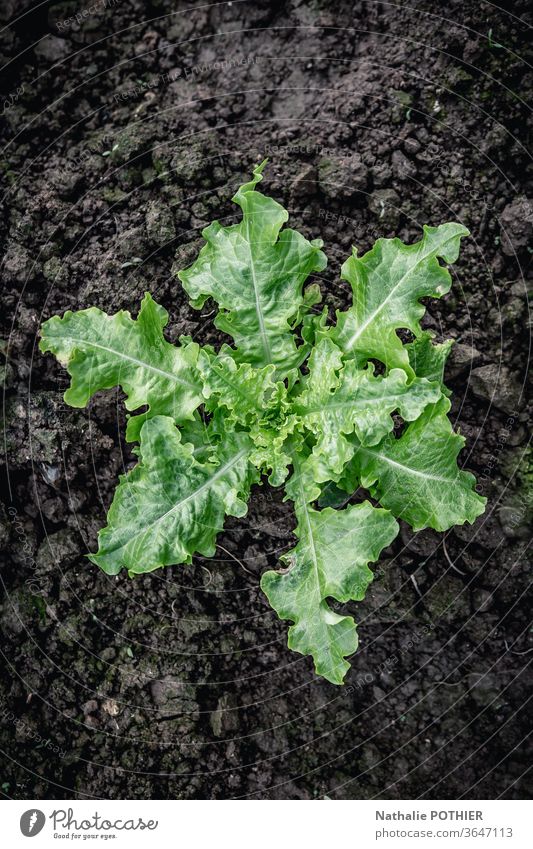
172,240,203,277
506,424,527,447
3,243,33,283
243,544,268,572
101,698,120,717
49,166,82,197
403,137,421,155
171,150,208,185
370,161,392,187
35,36,70,63
116,227,148,261
149,676,197,715
446,342,482,378
99,647,116,662
210,694,239,737
391,149,417,180
145,201,176,246
179,613,214,640
470,364,523,414
499,196,533,256
498,504,531,539
318,154,367,199
502,295,526,324
36,528,80,575
290,164,317,197
42,257,64,283
111,126,150,163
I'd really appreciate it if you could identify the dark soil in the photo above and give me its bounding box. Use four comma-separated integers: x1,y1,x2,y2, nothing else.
1,0,532,800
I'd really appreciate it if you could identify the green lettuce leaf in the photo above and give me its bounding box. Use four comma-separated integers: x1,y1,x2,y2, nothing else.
261,466,399,683
90,415,258,575
177,413,225,464
177,161,327,377
328,223,469,375
40,293,203,441
296,338,442,479
198,347,297,485
198,346,277,425
406,331,453,393
341,398,486,532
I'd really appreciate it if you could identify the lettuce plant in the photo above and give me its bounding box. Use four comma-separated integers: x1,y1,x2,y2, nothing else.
40,162,486,684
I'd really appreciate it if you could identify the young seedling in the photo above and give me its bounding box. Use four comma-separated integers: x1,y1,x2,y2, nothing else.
40,161,485,684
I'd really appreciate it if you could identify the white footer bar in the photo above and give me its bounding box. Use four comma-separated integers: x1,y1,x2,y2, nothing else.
4,799,531,848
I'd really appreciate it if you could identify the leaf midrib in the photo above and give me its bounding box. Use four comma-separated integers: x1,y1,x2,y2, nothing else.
296,474,323,602
65,337,195,389
111,447,248,554
345,232,459,349
360,445,452,484
244,218,272,365
205,358,266,411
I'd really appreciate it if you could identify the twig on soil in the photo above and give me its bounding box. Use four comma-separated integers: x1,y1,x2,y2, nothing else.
195,307,217,334
216,543,254,576
443,538,466,576
200,565,213,587
410,573,422,598
504,638,533,656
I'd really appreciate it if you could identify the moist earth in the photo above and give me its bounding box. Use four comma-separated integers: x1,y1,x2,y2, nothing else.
0,0,531,799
